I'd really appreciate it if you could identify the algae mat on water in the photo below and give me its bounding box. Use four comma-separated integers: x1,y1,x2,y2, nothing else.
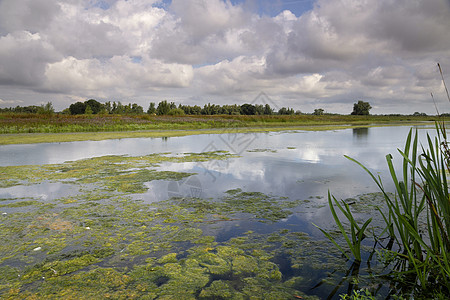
0,151,344,299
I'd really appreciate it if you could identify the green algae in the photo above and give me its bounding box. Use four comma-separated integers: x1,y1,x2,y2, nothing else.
0,200,41,208
157,191,302,224
221,189,302,222
0,150,361,299
0,151,236,192
199,280,238,299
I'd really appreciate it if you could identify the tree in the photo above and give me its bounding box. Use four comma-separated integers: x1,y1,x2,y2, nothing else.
255,104,264,115
240,103,256,115
37,102,54,115
84,105,93,115
69,102,86,115
351,101,371,115
167,108,185,115
264,104,273,115
191,105,202,115
104,102,112,114
84,99,103,114
313,108,324,115
157,100,171,115
147,102,156,114
131,103,144,114
202,103,213,115
278,107,294,115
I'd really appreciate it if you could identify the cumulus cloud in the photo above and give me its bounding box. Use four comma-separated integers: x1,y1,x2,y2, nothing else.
43,55,193,97
0,0,61,34
0,31,60,86
0,0,449,113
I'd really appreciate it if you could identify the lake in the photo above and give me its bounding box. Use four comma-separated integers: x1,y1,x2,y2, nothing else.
0,125,435,299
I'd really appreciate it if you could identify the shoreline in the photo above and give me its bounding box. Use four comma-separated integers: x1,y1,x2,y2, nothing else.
0,121,435,145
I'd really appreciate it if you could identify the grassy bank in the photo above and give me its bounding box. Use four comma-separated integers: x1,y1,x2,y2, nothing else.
0,113,443,145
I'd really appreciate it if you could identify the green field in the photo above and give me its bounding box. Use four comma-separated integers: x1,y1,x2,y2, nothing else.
0,113,443,145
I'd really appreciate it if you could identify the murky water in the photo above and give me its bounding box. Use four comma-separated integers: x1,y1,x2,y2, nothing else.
0,125,437,298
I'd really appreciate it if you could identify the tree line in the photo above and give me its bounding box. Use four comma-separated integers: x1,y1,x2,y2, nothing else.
66,99,298,116
0,102,55,115
0,99,386,116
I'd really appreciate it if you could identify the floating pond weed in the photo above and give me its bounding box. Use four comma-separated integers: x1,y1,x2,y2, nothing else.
0,150,357,298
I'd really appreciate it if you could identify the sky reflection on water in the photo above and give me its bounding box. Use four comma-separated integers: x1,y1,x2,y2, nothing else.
1,126,435,205
0,126,436,214
0,125,438,298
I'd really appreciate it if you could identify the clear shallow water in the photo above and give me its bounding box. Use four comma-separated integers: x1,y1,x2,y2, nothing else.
0,125,437,298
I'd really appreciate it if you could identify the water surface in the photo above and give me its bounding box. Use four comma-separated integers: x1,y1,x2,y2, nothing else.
0,125,436,298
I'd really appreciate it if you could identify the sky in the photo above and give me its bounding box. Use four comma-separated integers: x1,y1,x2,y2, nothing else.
0,0,449,114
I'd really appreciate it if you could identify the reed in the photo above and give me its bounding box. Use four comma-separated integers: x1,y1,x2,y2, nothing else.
314,192,372,262
322,65,450,296
346,128,449,292
322,126,449,297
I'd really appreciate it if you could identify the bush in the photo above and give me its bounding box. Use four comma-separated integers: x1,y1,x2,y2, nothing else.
167,108,185,116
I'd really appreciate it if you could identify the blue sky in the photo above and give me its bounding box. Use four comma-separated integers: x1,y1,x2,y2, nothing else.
0,0,449,114
156,0,315,17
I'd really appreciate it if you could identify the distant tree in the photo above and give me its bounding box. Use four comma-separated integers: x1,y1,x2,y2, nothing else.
37,102,55,115
313,108,324,115
84,99,103,114
157,100,171,115
264,104,273,115
167,108,185,116
295,110,302,115
278,107,294,115
201,103,213,115
255,104,264,115
413,112,427,116
98,107,108,115
69,102,86,115
240,103,256,115
104,101,112,114
351,101,371,115
147,102,156,114
191,105,202,115
131,103,144,114
84,105,93,115
112,101,125,114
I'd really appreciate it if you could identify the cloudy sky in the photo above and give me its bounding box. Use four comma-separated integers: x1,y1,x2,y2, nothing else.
0,0,449,114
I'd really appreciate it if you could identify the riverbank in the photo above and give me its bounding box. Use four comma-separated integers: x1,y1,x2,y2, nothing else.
0,113,443,145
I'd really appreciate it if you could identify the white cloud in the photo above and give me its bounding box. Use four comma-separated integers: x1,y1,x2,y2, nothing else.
44,55,193,97
0,0,449,114
0,0,61,34
0,98,23,105
0,31,60,86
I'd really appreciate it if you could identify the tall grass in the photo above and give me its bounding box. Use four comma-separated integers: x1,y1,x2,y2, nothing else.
349,128,449,290
321,64,450,297
314,192,372,262
321,126,450,297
